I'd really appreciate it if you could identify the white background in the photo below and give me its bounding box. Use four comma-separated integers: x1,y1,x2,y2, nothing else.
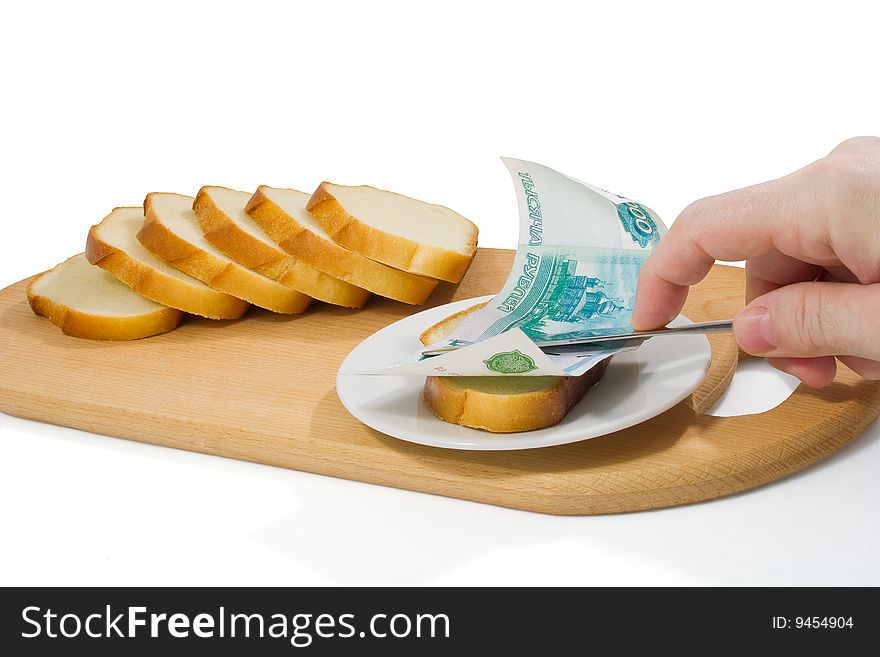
1,1,878,585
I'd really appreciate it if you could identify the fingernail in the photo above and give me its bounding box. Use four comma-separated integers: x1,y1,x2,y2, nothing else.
735,306,777,353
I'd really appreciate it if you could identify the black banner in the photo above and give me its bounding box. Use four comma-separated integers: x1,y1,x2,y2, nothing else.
0,587,874,654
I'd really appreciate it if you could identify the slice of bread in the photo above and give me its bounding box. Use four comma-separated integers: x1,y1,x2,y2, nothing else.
140,193,312,314
419,303,610,433
86,207,250,320
194,186,370,308
245,186,439,305
307,182,478,283
27,254,184,340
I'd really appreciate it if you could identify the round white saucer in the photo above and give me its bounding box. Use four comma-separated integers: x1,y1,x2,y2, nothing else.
337,296,711,450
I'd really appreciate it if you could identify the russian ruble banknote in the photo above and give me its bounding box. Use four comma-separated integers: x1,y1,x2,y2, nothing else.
367,157,667,377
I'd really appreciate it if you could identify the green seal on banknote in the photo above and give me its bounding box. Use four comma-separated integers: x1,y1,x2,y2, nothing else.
483,350,538,374
616,201,659,248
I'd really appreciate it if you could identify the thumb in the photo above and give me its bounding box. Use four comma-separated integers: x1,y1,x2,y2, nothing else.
734,281,880,360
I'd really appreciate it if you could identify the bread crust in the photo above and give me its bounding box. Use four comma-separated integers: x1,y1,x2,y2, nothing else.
27,256,184,341
86,209,250,320
422,360,610,433
193,187,370,308
418,301,489,345
419,302,610,432
246,186,439,305
307,183,477,283
140,194,312,315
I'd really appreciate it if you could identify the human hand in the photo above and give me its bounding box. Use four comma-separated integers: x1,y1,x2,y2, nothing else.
632,137,880,387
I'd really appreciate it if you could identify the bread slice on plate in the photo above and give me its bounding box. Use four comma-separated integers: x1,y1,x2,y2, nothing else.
28,254,184,340
86,207,250,320
307,182,478,283
245,186,439,305
140,193,312,314
419,302,610,433
194,186,370,308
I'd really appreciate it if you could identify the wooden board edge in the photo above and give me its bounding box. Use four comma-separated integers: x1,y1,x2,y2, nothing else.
4,380,879,516
686,333,740,414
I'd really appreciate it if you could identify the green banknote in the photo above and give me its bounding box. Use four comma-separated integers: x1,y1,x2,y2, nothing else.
368,157,666,377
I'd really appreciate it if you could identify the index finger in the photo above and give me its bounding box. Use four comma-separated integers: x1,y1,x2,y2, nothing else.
631,171,815,330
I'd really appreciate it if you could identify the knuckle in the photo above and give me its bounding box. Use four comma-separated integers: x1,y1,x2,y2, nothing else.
674,199,715,241
786,286,832,353
806,152,880,242
821,151,878,198
674,201,701,231
830,136,880,156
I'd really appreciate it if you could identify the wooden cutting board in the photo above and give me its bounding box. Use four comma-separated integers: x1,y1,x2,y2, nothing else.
1,249,878,514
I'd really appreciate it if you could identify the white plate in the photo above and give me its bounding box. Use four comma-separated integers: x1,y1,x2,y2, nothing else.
337,296,712,451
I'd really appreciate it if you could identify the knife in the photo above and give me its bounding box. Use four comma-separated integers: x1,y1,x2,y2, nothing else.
419,319,734,357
